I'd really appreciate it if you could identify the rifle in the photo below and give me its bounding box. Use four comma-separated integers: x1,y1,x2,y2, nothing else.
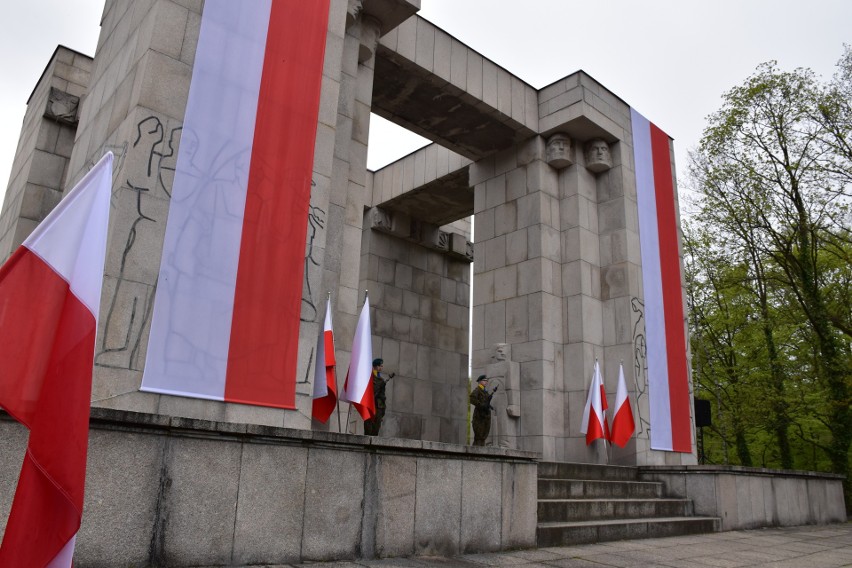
488,384,498,411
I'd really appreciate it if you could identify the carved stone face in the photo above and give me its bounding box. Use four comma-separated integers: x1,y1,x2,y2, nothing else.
585,139,613,173
493,343,509,362
546,134,574,169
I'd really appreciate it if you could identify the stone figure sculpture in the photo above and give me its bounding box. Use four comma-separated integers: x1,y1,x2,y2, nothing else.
485,343,521,448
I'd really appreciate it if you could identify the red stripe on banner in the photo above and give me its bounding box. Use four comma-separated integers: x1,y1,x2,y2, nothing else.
225,0,330,408
650,124,692,452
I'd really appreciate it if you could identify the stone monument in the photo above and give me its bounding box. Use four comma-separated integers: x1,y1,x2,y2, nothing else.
0,0,697,467
485,343,520,449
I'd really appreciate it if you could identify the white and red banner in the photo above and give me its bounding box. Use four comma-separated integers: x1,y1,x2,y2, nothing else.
0,152,112,566
342,297,375,420
312,298,337,423
631,109,692,452
610,363,636,448
141,1,329,408
580,360,608,445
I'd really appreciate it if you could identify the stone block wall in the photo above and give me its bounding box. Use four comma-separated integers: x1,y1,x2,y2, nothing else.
0,409,538,566
0,46,92,260
640,465,847,530
357,223,471,443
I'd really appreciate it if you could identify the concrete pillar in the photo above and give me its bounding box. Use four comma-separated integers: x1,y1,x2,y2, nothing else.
471,138,567,459
59,0,357,427
0,47,92,261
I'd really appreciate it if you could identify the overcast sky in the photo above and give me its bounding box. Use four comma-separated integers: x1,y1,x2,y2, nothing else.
1,0,850,212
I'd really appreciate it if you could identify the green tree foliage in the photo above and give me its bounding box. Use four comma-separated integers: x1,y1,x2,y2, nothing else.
686,48,852,508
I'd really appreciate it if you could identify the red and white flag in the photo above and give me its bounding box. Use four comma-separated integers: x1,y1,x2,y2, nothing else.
610,363,636,447
580,360,608,445
632,108,692,452
141,0,330,409
341,297,375,420
600,372,611,442
312,297,337,423
0,152,112,567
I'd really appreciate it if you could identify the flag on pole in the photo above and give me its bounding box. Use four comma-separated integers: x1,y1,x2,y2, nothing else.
611,363,636,447
0,152,113,567
600,373,611,442
341,296,375,420
580,360,608,445
312,297,337,423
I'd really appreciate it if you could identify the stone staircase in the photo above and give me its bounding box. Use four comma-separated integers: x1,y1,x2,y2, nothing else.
537,462,720,546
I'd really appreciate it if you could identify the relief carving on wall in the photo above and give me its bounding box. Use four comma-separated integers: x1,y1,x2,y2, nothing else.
45,87,80,125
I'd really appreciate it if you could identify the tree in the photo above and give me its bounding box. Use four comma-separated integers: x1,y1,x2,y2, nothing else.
687,55,852,504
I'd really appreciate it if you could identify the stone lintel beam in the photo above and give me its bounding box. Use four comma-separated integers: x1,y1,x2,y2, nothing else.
369,206,472,262
374,16,538,161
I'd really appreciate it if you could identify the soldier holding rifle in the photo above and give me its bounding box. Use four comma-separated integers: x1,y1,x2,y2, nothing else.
469,375,498,446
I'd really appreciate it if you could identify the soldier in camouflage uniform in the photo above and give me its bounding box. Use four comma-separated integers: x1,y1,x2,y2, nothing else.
469,375,495,446
364,358,393,436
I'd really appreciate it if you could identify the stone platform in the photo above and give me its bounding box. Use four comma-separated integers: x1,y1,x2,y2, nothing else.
0,408,537,567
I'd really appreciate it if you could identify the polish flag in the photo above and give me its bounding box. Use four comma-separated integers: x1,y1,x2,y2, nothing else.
312,297,337,423
0,152,112,566
141,0,330,409
600,374,611,442
610,363,636,447
632,108,692,452
341,297,375,421
580,360,608,445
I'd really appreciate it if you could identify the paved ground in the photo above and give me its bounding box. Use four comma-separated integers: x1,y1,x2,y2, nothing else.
245,523,852,568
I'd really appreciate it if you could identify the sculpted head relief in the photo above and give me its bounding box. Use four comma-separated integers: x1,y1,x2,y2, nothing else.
546,133,574,169
584,138,613,173
493,342,509,362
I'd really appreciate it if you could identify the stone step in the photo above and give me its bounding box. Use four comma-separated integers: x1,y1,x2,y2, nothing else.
538,461,639,481
538,498,694,522
537,516,722,547
538,478,664,499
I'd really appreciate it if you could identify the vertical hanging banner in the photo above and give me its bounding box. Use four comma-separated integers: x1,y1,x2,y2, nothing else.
141,0,329,408
631,109,692,452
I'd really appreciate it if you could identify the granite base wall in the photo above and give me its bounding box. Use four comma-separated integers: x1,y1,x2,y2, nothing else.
0,408,537,567
640,465,847,531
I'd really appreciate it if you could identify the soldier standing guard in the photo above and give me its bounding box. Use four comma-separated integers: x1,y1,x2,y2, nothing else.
364,358,393,436
469,375,497,446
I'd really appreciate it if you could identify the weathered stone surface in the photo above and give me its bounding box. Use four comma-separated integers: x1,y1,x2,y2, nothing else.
372,454,417,557
414,457,462,556
232,445,308,564
460,460,502,553
160,437,241,565
501,462,537,548
77,430,165,566
302,448,366,561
